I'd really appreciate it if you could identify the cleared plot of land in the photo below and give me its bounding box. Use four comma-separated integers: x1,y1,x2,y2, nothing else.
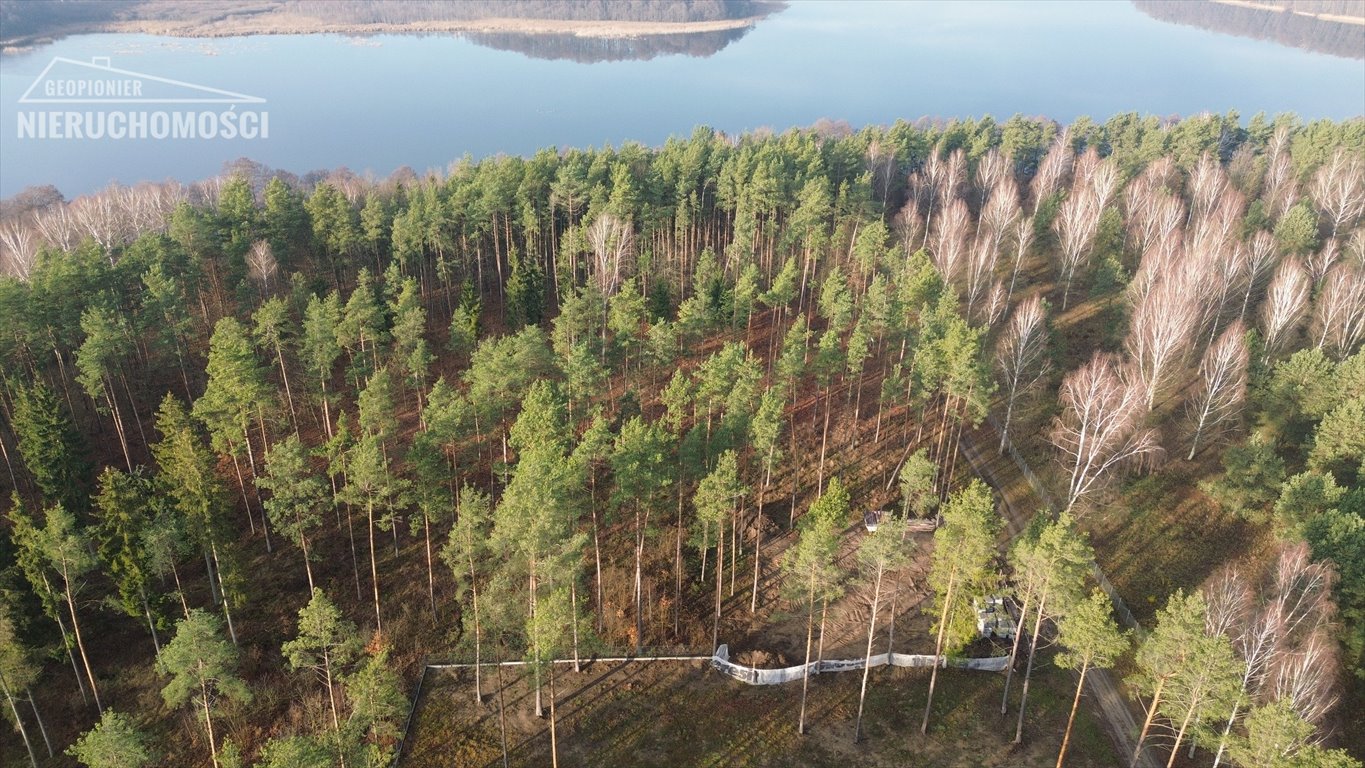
403,658,1118,768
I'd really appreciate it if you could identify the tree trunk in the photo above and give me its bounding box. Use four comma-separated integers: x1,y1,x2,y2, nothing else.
1055,662,1088,768
27,689,52,757
301,531,315,593
817,386,832,494
922,569,957,734
1015,589,1050,743
61,561,102,713
424,512,436,621
345,501,362,601
497,648,510,768
229,452,258,536
1166,703,1197,768
712,524,724,654
854,565,885,743
467,554,482,703
170,559,191,619
592,504,604,633
275,347,299,433
1131,679,1165,767
367,498,383,636
141,587,162,658
635,517,646,656
1000,591,1032,714
548,660,559,768
750,461,771,613
798,581,816,735
1,682,37,768
1211,692,1245,768
201,680,220,768
51,607,88,704
1000,387,1017,455
212,544,237,646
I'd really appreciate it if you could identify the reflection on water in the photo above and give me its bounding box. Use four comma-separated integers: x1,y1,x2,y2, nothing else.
460,27,754,63
1132,0,1365,60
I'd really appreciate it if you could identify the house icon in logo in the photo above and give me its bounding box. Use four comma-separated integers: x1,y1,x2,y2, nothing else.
18,57,265,104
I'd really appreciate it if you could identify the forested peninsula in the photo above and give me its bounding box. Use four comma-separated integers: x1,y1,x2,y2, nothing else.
0,0,779,49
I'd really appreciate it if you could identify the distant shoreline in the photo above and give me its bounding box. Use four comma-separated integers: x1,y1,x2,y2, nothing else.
1209,0,1365,26
1,11,775,51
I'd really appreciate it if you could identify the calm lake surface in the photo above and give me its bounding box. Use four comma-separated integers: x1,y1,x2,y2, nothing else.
1,0,1362,197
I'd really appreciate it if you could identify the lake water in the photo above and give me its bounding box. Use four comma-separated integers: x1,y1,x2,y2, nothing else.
1,0,1362,198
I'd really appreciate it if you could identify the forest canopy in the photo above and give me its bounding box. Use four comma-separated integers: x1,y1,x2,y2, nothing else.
1,111,1363,768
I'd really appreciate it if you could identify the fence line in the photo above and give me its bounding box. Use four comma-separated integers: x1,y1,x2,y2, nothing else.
710,644,1009,685
391,657,430,768
427,653,713,670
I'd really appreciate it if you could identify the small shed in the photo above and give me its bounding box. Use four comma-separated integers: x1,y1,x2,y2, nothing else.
974,595,1017,640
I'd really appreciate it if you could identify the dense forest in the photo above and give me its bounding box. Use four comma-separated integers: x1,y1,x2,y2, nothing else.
1,112,1364,768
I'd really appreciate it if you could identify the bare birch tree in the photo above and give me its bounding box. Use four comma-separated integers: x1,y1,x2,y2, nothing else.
1029,135,1073,215
1186,322,1249,460
247,241,278,294
995,294,1050,454
1051,153,1115,310
1260,258,1312,361
1050,354,1162,512
33,203,79,252
1005,215,1035,303
1238,230,1280,323
1305,239,1339,286
1207,543,1336,767
1262,126,1299,222
1125,278,1200,410
587,212,633,297
1310,262,1365,357
1189,152,1231,225
931,198,971,284
1311,148,1365,237
0,219,39,280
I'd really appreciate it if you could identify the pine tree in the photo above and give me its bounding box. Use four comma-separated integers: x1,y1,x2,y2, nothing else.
441,485,493,701
7,501,103,713
11,382,88,513
67,710,153,768
693,450,745,652
159,610,251,768
1008,512,1093,742
922,479,1000,733
341,648,405,768
256,433,326,591
1128,590,1208,766
75,304,137,470
93,467,164,656
781,477,847,735
302,291,343,438
853,515,913,743
253,296,300,431
0,609,42,768
152,394,239,641
283,588,362,761
194,316,274,548
340,431,407,637
1054,590,1129,768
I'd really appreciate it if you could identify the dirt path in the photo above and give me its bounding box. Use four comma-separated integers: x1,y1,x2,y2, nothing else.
958,421,1160,768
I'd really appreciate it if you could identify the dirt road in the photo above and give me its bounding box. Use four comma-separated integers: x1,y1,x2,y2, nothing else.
958,422,1160,768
